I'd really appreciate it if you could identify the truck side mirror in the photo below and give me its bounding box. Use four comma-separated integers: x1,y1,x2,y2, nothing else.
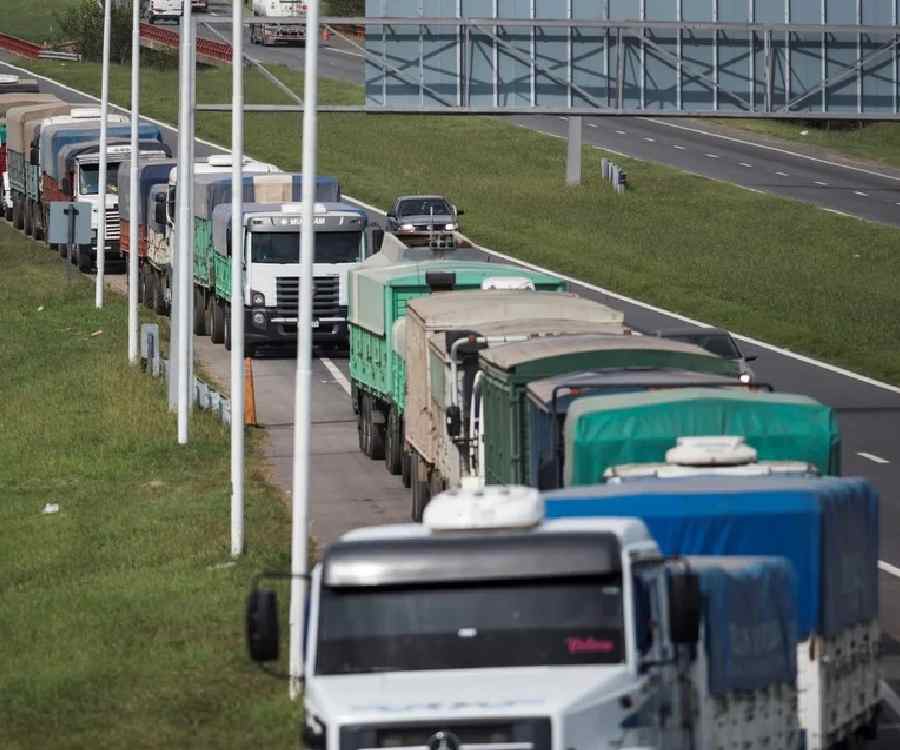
446,405,461,437
154,194,166,226
668,570,701,645
456,209,465,216
370,227,384,255
744,355,758,363
246,588,280,662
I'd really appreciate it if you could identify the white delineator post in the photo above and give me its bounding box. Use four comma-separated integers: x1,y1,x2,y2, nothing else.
230,0,245,557
96,0,112,309
128,0,141,363
289,0,319,701
176,0,194,444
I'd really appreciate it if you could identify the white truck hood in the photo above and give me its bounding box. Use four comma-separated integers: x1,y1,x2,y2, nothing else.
309,665,639,725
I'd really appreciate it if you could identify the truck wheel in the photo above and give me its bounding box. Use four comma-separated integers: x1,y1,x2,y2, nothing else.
357,398,366,453
401,449,411,488
77,245,93,273
4,204,11,222
224,305,232,350
192,288,207,336
364,396,385,460
13,200,24,230
384,407,403,475
410,453,431,522
152,272,167,315
210,297,225,344
204,293,214,336
24,200,33,236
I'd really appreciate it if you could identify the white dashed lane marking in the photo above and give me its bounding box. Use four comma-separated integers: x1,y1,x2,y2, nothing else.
616,130,627,135
739,162,753,168
776,171,790,177
855,190,870,197
643,137,655,142
858,451,890,464
705,153,719,159
588,123,598,128
672,144,686,150
815,180,829,186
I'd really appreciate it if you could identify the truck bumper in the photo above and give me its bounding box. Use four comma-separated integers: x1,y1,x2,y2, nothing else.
393,230,456,249
263,26,306,44
245,308,348,346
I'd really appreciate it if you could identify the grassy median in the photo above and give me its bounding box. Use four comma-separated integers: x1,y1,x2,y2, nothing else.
0,221,295,748
12,56,900,385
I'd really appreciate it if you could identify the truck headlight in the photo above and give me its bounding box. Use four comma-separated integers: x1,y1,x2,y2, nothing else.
251,290,265,307
399,223,414,231
444,222,458,231
251,311,267,329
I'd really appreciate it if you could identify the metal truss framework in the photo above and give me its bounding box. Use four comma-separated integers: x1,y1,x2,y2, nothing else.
194,16,900,119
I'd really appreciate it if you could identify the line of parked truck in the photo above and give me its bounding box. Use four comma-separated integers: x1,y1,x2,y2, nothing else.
0,79,374,356
2,76,882,750
243,208,880,749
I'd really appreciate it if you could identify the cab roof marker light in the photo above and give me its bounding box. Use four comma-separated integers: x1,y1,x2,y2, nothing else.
423,486,543,531
281,202,328,214
665,436,757,466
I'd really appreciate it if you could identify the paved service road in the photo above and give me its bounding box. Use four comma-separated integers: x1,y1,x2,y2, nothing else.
4,55,900,744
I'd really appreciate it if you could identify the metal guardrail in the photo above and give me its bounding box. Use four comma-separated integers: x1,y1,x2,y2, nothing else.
0,31,42,59
139,22,232,64
38,50,81,62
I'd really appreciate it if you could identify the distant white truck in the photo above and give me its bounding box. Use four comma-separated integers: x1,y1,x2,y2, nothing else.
250,0,307,46
247,486,803,750
144,0,207,23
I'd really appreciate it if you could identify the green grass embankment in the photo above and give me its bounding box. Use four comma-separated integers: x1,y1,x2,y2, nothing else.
2,0,71,42
0,221,295,748
14,56,900,385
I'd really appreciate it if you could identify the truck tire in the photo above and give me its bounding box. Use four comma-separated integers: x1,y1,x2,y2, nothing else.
150,272,164,315
14,200,24,230
4,204,12,222
23,200,32,236
365,396,385,460
224,305,232,350
77,245,92,273
210,297,225,344
410,453,431,522
59,242,68,259
204,292,214,336
401,449,411,488
384,406,403,475
193,288,207,336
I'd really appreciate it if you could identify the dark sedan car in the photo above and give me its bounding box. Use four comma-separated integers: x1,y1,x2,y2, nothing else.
385,195,463,249
655,326,757,381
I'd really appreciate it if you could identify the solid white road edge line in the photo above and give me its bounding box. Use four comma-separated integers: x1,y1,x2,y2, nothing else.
11,59,900,398
880,561,900,579
859,451,891,464
320,357,351,396
644,116,900,184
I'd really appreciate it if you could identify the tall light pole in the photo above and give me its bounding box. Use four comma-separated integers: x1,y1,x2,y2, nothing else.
128,0,141,363
289,0,319,701
176,0,194,444
96,0,112,309
230,0,245,557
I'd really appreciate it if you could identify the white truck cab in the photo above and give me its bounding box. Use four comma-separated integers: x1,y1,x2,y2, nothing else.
247,487,802,750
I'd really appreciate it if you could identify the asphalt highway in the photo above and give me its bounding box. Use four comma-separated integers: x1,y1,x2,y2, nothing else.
4,48,900,743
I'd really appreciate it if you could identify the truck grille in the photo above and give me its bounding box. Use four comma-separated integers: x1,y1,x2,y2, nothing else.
340,719,551,750
277,276,341,318
105,209,120,241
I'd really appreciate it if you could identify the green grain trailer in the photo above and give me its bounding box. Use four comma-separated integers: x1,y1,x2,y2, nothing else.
347,260,564,475
478,335,742,485
563,388,841,486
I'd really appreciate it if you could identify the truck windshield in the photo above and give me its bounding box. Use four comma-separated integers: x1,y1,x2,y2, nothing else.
316,575,624,675
78,165,119,196
251,230,362,264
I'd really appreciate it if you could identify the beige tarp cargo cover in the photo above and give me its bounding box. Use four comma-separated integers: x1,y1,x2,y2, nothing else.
0,93,59,119
5,101,68,152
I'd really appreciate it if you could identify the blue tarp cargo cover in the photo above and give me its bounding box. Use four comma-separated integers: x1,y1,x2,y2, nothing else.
544,476,878,639
687,556,797,696
118,159,177,223
40,122,162,179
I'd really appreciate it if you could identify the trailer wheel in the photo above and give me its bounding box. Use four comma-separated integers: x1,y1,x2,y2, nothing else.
77,245,93,273
210,297,225,344
13,200,24,230
357,397,366,453
401,449,411,488
410,453,431,522
204,292,214,336
224,305,232,350
192,288,207,336
152,271,167,315
384,406,403,475
368,398,385,461
4,204,12,222
24,199,33,236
